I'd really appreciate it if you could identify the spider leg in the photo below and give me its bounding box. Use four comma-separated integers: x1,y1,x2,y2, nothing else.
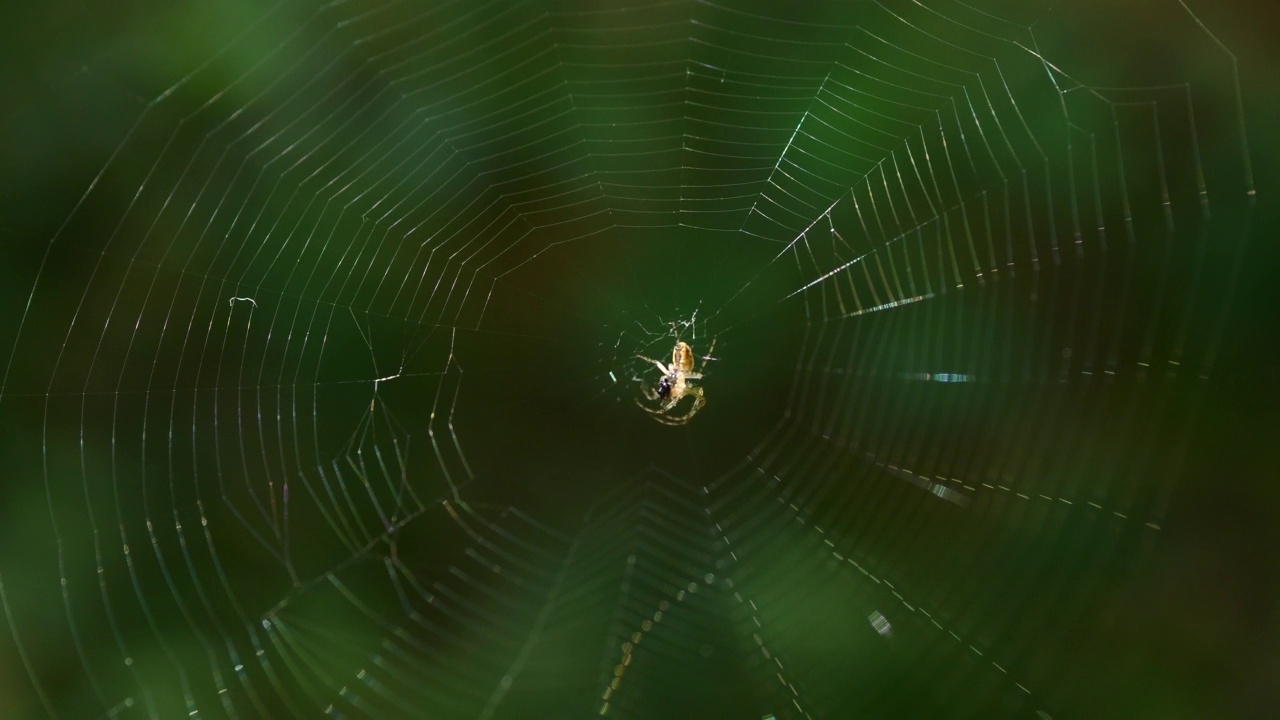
646,386,705,426
672,385,705,423
635,394,677,418
635,354,669,375
635,396,661,413
699,338,717,364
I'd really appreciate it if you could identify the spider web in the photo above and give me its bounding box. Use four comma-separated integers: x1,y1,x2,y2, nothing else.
0,0,1269,717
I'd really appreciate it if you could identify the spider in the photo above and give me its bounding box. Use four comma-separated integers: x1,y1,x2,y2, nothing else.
635,340,711,426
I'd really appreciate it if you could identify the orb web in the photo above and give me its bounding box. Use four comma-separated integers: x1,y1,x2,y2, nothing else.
0,0,1261,718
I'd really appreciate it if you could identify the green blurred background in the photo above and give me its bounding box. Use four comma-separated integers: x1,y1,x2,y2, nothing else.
0,0,1276,718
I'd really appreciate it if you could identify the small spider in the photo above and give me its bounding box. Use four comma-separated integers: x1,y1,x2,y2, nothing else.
635,340,709,425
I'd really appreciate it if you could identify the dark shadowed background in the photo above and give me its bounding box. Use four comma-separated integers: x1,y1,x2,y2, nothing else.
1,0,1277,718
